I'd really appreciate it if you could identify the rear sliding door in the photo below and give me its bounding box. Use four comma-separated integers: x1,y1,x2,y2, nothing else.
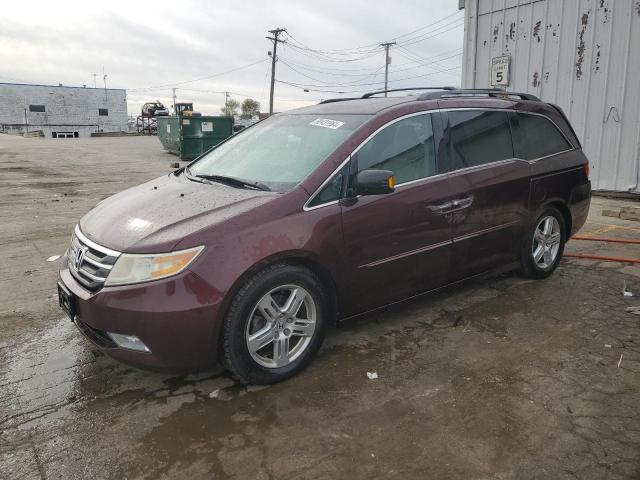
441,109,531,280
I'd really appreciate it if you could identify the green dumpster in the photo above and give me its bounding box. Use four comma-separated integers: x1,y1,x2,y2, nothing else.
157,115,233,161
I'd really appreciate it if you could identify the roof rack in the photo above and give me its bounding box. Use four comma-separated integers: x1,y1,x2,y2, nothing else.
317,87,541,106
317,97,360,104
418,89,541,102
361,86,457,99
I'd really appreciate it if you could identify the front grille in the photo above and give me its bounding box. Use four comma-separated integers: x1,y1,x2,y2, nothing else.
68,226,120,290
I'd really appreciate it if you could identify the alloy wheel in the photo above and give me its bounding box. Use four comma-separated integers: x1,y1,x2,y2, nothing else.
532,215,561,270
245,284,317,369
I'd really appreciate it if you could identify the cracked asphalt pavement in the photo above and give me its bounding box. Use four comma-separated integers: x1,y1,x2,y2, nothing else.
1,135,640,479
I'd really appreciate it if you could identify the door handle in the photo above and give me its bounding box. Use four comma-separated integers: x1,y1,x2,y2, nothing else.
427,201,453,214
450,196,474,211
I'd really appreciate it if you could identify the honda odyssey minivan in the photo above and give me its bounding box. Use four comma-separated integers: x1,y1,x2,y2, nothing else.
58,87,591,384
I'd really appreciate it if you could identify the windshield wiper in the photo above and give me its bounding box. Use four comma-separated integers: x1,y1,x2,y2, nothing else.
184,167,270,191
192,172,271,192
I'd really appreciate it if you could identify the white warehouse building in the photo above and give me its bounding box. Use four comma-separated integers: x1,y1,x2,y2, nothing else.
460,0,640,193
0,83,128,138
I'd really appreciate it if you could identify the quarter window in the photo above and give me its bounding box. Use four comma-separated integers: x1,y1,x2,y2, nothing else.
510,112,571,160
307,163,347,208
446,110,513,170
354,114,436,184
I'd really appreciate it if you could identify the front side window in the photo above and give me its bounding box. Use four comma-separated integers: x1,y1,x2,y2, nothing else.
446,110,513,170
510,112,572,160
189,114,370,192
354,113,436,184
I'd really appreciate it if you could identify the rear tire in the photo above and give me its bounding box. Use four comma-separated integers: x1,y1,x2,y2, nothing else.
519,207,566,279
222,263,327,385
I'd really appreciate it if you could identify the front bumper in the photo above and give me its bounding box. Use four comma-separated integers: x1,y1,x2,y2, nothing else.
59,261,224,371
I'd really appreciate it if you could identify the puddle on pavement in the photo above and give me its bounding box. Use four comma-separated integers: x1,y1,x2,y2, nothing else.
2,276,517,432
1,317,87,429
0,317,232,431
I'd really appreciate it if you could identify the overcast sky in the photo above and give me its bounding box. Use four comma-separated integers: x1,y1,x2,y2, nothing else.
0,0,464,116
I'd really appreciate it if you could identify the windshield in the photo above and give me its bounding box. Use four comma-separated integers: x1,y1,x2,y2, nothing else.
188,114,371,192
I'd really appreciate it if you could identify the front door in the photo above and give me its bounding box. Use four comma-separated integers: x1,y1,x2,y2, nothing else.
339,112,455,315
440,109,531,279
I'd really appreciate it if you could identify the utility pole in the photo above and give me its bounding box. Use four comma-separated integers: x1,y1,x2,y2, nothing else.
266,27,286,115
172,88,177,113
225,91,230,114
92,73,97,88
380,42,396,96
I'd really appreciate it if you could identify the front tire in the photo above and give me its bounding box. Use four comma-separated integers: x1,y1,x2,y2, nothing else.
222,263,328,385
519,207,566,279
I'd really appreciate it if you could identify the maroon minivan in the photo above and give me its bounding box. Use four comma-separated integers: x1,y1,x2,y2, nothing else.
58,88,591,384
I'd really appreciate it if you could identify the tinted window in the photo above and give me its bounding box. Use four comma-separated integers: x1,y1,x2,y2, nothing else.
511,112,571,160
29,105,45,112
446,110,513,170
98,108,109,116
355,114,436,184
308,163,347,207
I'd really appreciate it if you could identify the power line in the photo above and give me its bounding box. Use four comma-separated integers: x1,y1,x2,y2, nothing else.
278,64,462,91
279,50,462,88
394,45,461,77
393,48,462,78
128,59,268,92
279,47,462,77
285,34,380,56
392,10,463,42
279,60,379,87
396,18,465,48
275,80,361,94
283,42,381,63
282,10,463,55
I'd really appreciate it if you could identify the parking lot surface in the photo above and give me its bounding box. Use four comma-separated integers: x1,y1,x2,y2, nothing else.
1,135,640,479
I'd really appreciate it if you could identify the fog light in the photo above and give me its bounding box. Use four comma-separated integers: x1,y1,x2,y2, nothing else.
108,332,150,352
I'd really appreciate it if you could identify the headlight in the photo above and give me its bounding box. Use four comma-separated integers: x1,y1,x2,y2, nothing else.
104,246,204,286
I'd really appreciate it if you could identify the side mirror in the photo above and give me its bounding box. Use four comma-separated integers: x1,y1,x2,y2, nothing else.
356,169,395,196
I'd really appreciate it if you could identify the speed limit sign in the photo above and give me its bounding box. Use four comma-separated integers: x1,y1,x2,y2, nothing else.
491,56,510,86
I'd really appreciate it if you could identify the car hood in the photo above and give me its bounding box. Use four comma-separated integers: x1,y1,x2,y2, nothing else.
79,172,278,252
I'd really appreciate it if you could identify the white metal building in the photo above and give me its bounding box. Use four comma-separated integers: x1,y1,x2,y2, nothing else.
0,83,128,138
461,0,640,193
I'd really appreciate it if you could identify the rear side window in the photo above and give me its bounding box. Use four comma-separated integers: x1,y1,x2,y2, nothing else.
354,113,436,184
446,110,513,170
510,112,572,160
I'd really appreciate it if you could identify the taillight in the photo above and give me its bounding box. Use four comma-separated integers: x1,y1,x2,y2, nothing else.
584,162,590,179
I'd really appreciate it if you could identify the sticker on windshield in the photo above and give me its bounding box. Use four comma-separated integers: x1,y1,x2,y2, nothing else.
309,118,345,129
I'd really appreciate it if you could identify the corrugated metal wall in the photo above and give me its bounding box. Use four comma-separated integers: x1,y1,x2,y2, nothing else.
462,0,640,193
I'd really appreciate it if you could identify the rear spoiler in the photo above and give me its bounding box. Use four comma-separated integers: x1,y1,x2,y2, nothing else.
548,103,582,149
